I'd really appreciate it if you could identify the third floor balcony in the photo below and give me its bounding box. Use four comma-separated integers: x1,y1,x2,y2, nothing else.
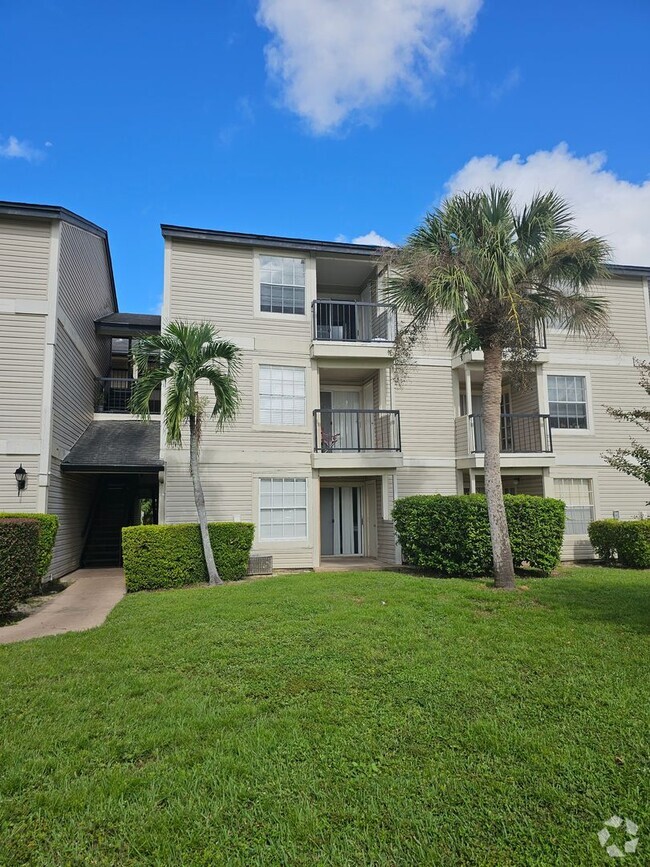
311,300,397,362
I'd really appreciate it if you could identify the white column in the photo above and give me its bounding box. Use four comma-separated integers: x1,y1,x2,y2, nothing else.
469,467,477,494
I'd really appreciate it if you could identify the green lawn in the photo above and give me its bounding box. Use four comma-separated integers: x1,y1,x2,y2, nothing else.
1,568,648,866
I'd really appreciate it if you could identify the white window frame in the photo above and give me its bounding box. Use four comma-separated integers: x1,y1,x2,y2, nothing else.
253,250,314,321
258,477,309,541
252,358,311,432
258,364,306,427
545,371,593,435
553,477,596,536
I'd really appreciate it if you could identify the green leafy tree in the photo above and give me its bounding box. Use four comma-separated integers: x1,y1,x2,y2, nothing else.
604,359,650,497
130,321,241,586
386,187,610,589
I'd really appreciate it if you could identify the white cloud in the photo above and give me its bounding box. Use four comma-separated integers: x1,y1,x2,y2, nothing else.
256,0,482,133
351,230,396,247
445,143,650,266
0,135,44,162
336,230,395,246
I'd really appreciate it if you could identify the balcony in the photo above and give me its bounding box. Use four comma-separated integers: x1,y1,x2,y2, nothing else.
312,408,403,471
95,377,161,415
455,413,554,469
452,322,548,367
311,300,397,363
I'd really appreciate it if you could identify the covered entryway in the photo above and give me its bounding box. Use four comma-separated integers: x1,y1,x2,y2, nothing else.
61,420,163,567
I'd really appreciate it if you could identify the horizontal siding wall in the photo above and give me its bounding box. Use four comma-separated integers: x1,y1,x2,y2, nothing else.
57,222,114,373
546,275,650,356
163,457,315,571
0,312,45,441
45,221,116,576
396,467,458,498
47,459,96,579
0,218,50,300
393,364,456,459
0,455,39,511
51,325,96,452
376,476,396,563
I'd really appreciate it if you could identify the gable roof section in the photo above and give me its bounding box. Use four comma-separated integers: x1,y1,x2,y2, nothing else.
0,200,118,310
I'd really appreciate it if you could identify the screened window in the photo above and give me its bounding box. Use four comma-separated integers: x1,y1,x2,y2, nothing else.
260,255,305,314
548,375,588,429
259,478,308,539
259,365,305,425
554,478,595,535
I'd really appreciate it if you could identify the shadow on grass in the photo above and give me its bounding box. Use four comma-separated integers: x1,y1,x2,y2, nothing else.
534,567,650,635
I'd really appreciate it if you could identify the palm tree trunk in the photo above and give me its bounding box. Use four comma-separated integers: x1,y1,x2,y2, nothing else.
482,345,516,590
188,414,222,586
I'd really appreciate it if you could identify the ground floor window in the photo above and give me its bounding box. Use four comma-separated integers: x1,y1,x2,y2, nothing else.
259,478,308,540
554,478,595,534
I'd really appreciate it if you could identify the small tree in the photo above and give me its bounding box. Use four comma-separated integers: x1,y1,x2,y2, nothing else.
386,187,610,589
604,359,650,496
130,321,241,586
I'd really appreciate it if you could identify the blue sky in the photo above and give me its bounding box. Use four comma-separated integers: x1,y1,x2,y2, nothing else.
1,0,649,313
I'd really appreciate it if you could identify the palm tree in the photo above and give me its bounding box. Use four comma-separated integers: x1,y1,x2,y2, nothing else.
387,187,610,589
130,321,241,586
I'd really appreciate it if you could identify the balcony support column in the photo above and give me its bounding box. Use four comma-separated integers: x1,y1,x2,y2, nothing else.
464,367,473,415
468,467,477,494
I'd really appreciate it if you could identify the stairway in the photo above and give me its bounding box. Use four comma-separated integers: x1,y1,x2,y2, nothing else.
82,480,133,568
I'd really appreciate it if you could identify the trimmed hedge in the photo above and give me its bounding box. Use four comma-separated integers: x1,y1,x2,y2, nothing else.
392,494,565,577
587,519,621,563
122,522,255,591
589,519,650,568
0,518,39,616
0,512,58,585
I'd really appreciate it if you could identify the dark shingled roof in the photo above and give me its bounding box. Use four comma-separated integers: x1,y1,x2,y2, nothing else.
61,421,163,473
95,312,161,334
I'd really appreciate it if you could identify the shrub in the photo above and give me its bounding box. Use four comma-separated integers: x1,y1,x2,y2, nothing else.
588,519,621,563
614,520,650,569
122,522,255,591
0,518,39,616
0,512,58,586
392,494,565,578
588,518,650,568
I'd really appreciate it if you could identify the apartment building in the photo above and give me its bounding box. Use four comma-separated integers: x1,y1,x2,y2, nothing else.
1,200,649,577
161,224,650,568
0,203,162,578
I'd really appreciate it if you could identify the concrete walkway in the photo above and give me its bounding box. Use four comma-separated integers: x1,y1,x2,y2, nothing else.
0,568,125,645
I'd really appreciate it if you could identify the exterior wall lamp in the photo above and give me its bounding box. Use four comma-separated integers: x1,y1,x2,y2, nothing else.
14,464,27,492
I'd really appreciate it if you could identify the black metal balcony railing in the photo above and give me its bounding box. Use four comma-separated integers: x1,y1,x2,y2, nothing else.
470,413,552,454
95,377,161,414
312,300,397,343
314,409,401,452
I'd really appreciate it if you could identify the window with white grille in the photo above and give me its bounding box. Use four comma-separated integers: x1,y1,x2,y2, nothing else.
260,256,305,314
548,375,588,429
259,365,305,425
259,478,308,540
554,478,595,535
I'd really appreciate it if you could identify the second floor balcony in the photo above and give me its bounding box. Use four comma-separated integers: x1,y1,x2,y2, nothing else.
311,300,397,362
95,377,161,415
312,408,403,470
455,413,554,469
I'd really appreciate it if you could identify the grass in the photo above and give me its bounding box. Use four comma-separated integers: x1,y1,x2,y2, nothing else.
0,567,648,866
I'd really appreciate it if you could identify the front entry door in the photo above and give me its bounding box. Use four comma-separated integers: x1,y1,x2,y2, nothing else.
320,486,363,555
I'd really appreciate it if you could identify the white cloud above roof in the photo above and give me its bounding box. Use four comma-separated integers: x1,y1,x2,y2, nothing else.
445,143,650,266
257,0,482,133
0,135,44,162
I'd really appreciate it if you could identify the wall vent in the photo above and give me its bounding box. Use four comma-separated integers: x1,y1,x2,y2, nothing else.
247,555,273,576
